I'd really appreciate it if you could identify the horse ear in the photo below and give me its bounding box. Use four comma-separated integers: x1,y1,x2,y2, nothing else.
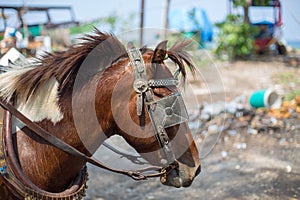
152,40,168,63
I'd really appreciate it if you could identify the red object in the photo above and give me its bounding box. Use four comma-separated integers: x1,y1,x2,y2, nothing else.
255,38,273,52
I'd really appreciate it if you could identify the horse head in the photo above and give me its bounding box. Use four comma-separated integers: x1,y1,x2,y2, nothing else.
96,39,201,188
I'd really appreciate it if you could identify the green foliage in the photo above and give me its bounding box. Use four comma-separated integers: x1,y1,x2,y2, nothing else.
69,20,101,35
252,0,272,6
232,0,249,7
102,13,118,32
214,14,258,60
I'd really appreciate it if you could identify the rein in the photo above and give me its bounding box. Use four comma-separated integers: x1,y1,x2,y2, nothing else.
0,102,88,199
0,99,168,179
0,98,174,199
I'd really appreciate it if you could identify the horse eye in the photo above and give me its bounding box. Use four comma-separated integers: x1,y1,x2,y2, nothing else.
153,88,175,98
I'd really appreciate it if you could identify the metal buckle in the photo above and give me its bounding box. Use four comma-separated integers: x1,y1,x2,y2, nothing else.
133,79,149,94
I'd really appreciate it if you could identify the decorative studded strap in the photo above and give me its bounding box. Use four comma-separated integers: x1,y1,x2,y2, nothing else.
148,79,178,88
127,42,149,116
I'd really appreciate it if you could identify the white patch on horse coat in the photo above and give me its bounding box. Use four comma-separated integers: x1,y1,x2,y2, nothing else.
0,67,64,124
16,77,63,124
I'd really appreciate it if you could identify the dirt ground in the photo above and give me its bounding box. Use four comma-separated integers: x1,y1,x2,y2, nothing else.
85,53,300,200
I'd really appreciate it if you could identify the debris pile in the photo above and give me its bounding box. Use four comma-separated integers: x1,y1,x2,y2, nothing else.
266,95,300,118
189,95,300,136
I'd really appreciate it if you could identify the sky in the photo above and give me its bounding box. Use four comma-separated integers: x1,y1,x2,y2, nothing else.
0,0,299,42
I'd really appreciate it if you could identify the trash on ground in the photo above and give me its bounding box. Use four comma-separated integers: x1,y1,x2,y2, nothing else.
189,93,300,140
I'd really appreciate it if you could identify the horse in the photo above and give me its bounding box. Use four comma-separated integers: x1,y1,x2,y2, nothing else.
0,29,201,199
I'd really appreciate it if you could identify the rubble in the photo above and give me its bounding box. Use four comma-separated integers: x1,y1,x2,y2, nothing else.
234,143,247,150
190,94,300,138
267,95,300,118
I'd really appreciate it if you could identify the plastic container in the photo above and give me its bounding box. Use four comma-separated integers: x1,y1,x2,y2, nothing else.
249,88,282,109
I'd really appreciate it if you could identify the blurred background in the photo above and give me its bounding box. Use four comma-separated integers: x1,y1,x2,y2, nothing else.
0,0,299,51
0,1,299,199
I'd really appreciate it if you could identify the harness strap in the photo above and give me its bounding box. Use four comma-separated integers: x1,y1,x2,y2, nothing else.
127,42,148,116
0,99,165,181
0,104,89,199
127,44,179,166
127,42,147,81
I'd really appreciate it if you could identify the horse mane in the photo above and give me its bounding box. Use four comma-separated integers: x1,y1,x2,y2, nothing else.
0,28,195,102
19,29,127,99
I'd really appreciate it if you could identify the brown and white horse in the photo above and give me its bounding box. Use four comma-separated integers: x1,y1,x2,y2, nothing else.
0,29,200,199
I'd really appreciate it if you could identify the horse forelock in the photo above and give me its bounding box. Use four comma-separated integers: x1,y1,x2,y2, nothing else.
167,40,196,81
142,40,196,83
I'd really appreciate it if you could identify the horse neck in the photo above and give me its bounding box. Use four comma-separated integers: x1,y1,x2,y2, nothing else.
13,76,107,192
16,58,138,192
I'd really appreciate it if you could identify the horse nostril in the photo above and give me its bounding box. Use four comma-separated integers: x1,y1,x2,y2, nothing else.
195,165,201,176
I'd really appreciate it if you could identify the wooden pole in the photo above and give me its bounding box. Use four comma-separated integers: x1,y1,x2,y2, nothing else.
163,0,170,40
1,9,7,29
139,0,145,47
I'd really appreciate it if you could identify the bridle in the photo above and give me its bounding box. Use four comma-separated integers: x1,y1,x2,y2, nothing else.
127,43,189,165
0,44,189,199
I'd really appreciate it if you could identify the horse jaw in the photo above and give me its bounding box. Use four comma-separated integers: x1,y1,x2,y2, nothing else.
160,162,201,188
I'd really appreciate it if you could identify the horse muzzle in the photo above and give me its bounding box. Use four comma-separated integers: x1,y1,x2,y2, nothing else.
160,162,201,188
